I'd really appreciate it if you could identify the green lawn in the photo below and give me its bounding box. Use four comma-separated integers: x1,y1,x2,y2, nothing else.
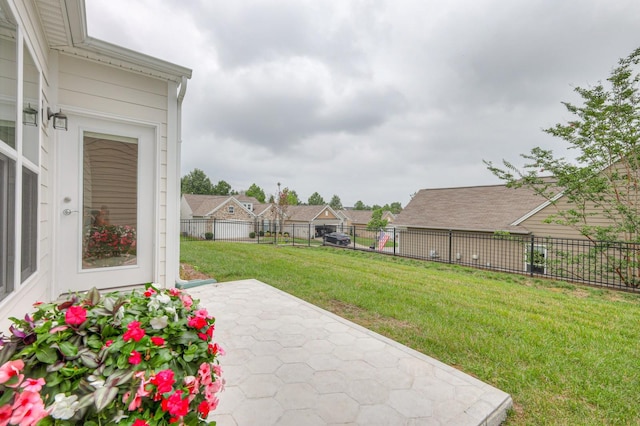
181,241,640,425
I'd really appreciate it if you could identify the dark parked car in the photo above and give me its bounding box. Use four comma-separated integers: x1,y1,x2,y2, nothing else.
323,232,351,246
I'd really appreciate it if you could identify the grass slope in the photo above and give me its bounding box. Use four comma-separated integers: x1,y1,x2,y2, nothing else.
181,241,640,425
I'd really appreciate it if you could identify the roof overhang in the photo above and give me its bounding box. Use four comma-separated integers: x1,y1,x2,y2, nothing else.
36,0,192,83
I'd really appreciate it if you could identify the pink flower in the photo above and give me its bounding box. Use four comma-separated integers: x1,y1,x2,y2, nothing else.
187,316,207,330
49,325,69,334
123,321,145,342
150,336,165,346
197,400,210,417
151,370,175,394
0,360,24,387
183,376,199,395
132,420,149,426
161,390,189,417
179,294,193,308
20,378,45,392
208,343,225,356
194,308,210,319
197,363,212,386
144,289,156,297
0,405,12,426
103,339,114,348
10,391,47,426
169,288,181,296
65,305,87,326
129,351,142,365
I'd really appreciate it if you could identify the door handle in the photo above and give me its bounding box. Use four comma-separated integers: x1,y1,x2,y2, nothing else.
62,209,78,216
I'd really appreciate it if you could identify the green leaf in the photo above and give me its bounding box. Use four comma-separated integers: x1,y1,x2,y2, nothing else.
35,345,58,364
58,341,78,357
80,351,100,368
94,386,118,412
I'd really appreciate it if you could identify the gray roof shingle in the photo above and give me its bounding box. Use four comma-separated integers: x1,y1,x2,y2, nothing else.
394,184,547,233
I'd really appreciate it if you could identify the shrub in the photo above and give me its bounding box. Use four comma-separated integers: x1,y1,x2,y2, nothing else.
258,231,264,237
249,232,256,239
0,285,224,425
204,232,213,240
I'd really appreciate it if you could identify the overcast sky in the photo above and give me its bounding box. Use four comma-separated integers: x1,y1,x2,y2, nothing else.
86,0,640,207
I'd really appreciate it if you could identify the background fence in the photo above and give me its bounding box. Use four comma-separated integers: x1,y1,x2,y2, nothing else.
181,218,640,292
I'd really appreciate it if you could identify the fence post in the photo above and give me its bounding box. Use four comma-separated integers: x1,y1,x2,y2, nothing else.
448,230,453,264
393,227,397,256
213,218,216,241
529,235,535,277
308,223,311,246
353,226,356,250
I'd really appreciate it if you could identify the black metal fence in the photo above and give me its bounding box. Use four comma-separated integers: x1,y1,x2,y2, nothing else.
180,219,640,292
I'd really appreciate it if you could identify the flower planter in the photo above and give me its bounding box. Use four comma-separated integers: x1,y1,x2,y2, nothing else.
0,285,224,425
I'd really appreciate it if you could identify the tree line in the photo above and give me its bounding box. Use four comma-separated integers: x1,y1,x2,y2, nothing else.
180,168,402,213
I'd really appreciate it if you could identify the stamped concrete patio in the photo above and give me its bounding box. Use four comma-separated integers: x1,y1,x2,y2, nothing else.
192,279,512,426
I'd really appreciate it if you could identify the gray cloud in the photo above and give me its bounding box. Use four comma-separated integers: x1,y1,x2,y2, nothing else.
87,0,640,206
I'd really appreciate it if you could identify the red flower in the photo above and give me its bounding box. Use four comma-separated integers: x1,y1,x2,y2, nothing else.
161,390,189,417
198,400,210,417
188,316,207,330
143,289,156,297
104,339,114,348
65,305,87,325
132,420,149,426
129,351,142,365
151,369,175,394
123,321,146,342
150,336,165,346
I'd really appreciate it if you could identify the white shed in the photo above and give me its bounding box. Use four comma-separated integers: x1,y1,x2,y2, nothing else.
0,0,192,329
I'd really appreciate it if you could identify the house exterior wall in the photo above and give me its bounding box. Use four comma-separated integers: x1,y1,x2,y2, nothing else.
0,0,53,331
56,53,172,287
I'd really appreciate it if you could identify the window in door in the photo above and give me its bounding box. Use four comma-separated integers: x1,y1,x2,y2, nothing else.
82,132,138,269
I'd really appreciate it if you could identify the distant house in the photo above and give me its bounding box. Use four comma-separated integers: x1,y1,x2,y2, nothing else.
181,194,260,239
282,205,342,238
340,209,396,228
0,0,191,330
393,184,547,268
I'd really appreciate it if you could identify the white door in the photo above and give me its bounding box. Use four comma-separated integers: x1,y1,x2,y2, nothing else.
56,115,155,293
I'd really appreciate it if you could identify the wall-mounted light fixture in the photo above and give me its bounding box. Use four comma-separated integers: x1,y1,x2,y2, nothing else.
23,103,38,126
47,107,67,131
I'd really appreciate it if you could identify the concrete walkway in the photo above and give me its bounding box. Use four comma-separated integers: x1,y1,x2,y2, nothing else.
191,279,512,426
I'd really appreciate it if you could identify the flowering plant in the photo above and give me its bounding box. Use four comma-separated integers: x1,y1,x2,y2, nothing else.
0,284,224,425
84,225,137,259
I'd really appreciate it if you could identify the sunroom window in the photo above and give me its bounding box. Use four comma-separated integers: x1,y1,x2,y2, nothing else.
0,6,41,300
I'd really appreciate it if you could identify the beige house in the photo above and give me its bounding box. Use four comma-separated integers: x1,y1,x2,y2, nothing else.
181,194,261,239
282,205,342,238
1,0,191,330
393,184,547,269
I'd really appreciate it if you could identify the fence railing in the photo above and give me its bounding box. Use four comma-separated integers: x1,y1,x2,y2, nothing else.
180,219,640,292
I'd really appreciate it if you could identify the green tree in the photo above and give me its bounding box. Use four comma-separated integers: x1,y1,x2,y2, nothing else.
485,47,640,285
212,180,232,196
329,195,343,210
287,189,300,206
246,183,266,203
308,192,325,205
181,168,214,194
353,200,370,210
367,208,388,231
386,202,403,214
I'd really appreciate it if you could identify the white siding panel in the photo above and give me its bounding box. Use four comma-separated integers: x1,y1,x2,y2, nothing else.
59,54,168,95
